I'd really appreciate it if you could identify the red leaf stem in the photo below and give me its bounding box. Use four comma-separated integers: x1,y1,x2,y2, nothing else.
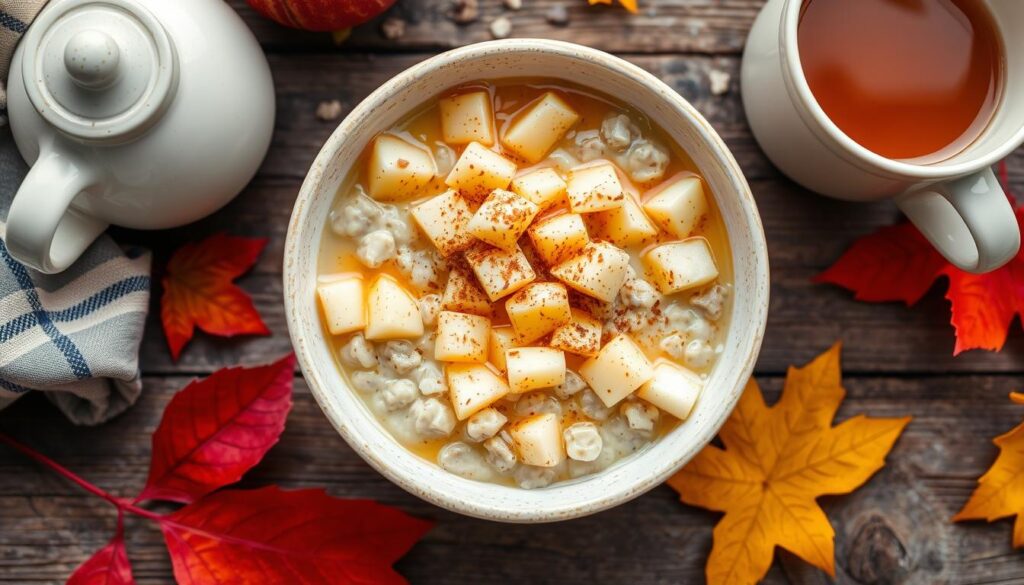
0,433,162,522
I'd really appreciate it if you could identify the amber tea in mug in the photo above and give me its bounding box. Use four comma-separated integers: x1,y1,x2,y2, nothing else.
798,0,1005,163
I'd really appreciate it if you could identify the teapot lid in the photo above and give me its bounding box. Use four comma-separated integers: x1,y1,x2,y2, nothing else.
20,0,178,143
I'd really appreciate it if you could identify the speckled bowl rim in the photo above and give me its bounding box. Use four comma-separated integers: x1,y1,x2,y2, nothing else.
284,39,769,523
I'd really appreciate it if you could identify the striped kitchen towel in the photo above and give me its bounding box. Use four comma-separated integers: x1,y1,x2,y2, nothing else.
0,131,151,425
0,0,48,123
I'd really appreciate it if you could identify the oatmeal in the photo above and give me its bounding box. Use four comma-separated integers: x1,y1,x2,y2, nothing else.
317,80,733,488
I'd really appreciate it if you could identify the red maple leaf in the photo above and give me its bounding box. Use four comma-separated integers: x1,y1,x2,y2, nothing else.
816,206,1024,354
161,486,432,585
246,0,397,31
161,233,271,361
66,513,135,585
137,355,295,504
0,355,432,584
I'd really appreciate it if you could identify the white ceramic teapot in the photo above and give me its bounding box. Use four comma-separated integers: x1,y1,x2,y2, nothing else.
4,0,275,273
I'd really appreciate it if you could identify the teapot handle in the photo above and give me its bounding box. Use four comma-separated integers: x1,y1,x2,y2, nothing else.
5,142,107,274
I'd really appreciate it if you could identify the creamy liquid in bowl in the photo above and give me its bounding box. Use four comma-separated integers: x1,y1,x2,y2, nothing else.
315,79,733,489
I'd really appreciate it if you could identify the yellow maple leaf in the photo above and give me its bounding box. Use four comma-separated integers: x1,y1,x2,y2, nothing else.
953,394,1024,548
587,0,638,14
668,343,910,585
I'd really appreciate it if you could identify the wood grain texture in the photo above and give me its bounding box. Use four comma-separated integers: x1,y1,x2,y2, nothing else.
4,1,1024,582
227,0,767,54
2,375,1022,584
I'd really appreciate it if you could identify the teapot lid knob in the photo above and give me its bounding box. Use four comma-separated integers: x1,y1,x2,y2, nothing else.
20,0,178,143
64,30,121,90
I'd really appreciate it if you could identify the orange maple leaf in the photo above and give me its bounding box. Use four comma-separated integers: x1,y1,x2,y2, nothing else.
586,0,638,13
161,233,271,361
954,394,1024,548
668,343,910,584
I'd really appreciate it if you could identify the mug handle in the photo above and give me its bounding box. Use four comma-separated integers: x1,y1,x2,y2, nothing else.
5,142,108,274
896,168,1020,274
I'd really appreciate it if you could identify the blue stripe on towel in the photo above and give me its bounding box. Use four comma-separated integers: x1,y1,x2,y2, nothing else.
0,240,92,380
0,11,27,34
0,275,151,342
0,313,36,343
48,275,150,321
0,376,30,394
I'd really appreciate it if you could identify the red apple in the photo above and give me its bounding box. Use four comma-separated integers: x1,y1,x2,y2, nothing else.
246,0,397,31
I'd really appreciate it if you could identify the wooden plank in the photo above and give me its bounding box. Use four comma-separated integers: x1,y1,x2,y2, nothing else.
4,4,1019,583
255,53,767,181
252,51,1017,185
227,0,766,54
1,375,1022,583
253,51,1020,184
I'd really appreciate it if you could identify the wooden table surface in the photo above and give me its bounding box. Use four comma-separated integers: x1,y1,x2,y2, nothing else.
3,1,1024,583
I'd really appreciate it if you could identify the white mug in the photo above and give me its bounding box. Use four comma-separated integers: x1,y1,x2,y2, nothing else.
742,0,1023,274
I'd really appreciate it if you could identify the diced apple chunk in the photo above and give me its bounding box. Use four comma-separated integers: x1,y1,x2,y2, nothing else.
566,163,625,213
505,282,572,344
440,91,495,146
317,276,366,335
466,189,540,251
509,413,565,467
365,275,425,340
410,189,474,256
435,311,491,363
464,244,537,301
445,142,518,203
511,168,567,211
637,359,703,420
501,92,580,163
446,363,510,420
578,334,655,407
441,267,492,317
367,135,436,201
527,213,590,266
549,308,602,357
489,326,517,372
589,196,659,247
506,347,566,393
643,174,708,238
549,241,630,302
642,238,719,294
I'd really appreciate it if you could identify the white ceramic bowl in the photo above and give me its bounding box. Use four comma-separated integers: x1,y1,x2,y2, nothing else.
284,39,769,523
